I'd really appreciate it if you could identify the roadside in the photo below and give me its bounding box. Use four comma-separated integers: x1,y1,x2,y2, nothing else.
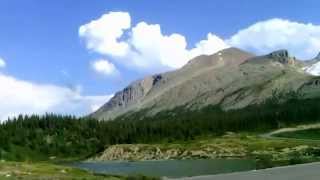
260,123,320,145
166,161,320,180
261,123,320,139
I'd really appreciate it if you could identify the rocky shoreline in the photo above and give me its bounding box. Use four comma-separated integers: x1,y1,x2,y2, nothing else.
88,143,248,162
87,135,320,165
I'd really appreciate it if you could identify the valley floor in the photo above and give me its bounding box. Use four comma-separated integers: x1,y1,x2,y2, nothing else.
2,125,320,179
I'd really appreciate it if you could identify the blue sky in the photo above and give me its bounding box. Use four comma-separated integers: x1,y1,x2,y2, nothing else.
0,0,320,119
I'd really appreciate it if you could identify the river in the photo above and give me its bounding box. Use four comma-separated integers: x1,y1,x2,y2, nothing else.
72,159,256,178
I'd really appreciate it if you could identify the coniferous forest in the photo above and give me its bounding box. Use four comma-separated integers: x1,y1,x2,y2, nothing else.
1,91,320,161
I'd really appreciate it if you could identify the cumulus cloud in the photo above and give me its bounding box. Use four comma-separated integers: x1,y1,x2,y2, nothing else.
189,33,231,60
80,13,320,74
79,11,229,72
128,22,190,69
0,73,112,121
79,12,131,57
228,18,320,60
0,57,6,68
91,59,118,76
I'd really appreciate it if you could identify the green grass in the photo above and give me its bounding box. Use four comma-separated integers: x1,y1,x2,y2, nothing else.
0,161,160,180
275,128,320,140
194,134,320,169
0,161,121,180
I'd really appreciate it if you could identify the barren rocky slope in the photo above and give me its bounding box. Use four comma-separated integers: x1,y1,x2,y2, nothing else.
92,48,320,121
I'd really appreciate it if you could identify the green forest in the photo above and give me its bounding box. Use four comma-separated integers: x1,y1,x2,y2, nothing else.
1,91,320,161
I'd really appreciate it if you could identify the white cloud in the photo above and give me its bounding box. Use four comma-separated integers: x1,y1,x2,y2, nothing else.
0,58,6,68
80,14,320,68
228,18,320,60
189,33,231,60
79,11,131,57
128,22,189,69
86,94,114,112
91,59,118,76
0,73,112,121
79,11,229,72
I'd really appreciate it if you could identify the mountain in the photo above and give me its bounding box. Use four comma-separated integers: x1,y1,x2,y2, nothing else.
91,48,320,121
304,52,320,76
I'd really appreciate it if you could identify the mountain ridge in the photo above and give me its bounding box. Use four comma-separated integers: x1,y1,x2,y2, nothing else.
91,47,320,121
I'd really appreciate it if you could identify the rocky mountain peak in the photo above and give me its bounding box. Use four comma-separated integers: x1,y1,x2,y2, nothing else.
267,49,295,65
268,49,289,58
185,47,253,67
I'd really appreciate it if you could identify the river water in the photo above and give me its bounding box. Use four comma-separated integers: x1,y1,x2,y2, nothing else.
72,159,256,178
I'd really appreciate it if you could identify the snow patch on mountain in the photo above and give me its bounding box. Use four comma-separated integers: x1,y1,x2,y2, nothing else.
304,61,320,76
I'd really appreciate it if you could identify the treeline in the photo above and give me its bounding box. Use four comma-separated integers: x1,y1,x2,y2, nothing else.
0,115,104,161
1,91,320,161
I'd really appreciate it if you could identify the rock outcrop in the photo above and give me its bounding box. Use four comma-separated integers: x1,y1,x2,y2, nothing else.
92,74,165,120
267,49,295,65
88,143,247,161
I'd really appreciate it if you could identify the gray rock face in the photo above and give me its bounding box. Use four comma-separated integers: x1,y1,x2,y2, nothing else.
92,74,164,120
91,47,319,121
267,50,295,64
268,49,289,58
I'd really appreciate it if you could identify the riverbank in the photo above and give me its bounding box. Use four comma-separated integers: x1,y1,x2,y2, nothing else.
0,161,118,179
89,133,320,169
0,161,159,180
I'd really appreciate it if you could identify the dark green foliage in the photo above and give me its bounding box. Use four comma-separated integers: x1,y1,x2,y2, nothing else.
1,91,320,161
255,154,274,169
125,175,159,180
288,152,304,165
0,114,107,161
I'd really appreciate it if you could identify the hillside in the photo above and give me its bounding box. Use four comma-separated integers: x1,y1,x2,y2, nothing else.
92,48,320,121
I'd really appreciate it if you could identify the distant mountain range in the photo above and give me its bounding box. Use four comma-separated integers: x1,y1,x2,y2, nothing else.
91,48,320,121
